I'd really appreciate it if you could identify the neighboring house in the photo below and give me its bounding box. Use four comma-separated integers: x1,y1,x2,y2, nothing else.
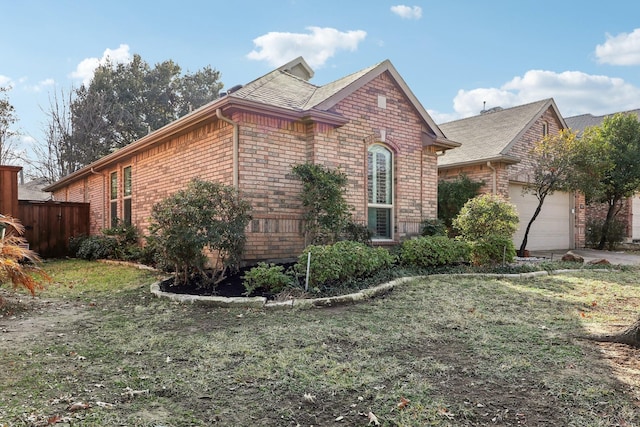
438,98,586,251
565,109,640,243
18,177,52,201
44,57,459,263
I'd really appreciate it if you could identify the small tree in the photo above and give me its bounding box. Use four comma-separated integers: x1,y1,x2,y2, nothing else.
291,163,353,245
0,216,50,299
580,113,640,250
518,129,581,255
149,179,251,287
438,174,484,231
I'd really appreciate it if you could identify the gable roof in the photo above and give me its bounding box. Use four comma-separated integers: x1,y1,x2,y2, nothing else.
438,98,566,169
46,57,456,192
565,108,640,135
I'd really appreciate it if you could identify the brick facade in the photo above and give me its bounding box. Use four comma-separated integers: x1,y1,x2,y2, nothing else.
52,69,444,263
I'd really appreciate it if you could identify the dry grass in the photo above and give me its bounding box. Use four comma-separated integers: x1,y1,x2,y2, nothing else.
0,261,639,426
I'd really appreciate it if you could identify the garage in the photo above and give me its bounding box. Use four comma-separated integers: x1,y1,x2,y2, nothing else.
508,184,573,251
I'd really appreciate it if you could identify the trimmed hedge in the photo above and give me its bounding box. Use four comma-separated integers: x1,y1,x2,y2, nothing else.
400,236,470,268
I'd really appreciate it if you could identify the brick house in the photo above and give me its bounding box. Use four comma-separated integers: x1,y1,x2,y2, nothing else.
438,99,586,251
565,109,640,243
44,57,459,263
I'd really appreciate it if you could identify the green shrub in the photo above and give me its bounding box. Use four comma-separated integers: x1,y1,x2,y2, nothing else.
469,234,516,266
438,174,484,229
149,178,252,287
298,241,394,289
340,221,373,245
400,236,470,267
420,218,447,237
586,218,626,250
242,262,295,296
75,235,118,260
453,194,519,241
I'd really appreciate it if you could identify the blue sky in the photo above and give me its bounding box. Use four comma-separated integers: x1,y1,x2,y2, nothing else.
2,0,640,163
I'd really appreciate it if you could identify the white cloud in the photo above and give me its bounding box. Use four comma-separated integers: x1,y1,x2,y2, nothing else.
447,69,640,121
595,28,640,65
70,44,132,85
0,75,13,87
390,5,422,19
25,78,55,93
247,27,366,68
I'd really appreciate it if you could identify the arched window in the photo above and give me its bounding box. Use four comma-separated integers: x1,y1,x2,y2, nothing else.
368,144,393,239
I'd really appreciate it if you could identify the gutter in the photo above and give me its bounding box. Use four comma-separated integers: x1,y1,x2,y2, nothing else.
486,161,497,195
216,109,239,189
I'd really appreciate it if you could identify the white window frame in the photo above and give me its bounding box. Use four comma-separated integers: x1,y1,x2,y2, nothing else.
367,144,394,240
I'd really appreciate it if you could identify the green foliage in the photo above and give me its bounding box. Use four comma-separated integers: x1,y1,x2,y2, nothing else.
469,234,516,266
341,221,373,245
298,241,394,289
438,174,484,229
585,218,626,250
242,263,295,296
399,236,470,268
291,163,353,245
71,221,143,262
149,178,252,287
420,218,447,237
453,194,519,241
75,235,118,261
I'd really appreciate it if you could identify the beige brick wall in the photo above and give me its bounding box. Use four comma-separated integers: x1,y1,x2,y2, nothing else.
53,71,440,262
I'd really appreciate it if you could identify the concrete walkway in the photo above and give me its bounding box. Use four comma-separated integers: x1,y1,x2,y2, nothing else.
530,249,640,266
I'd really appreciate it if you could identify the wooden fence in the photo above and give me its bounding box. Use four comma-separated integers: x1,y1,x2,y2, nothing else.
18,200,90,259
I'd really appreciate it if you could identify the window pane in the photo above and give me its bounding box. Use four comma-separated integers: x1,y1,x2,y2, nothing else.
110,201,118,227
368,207,391,239
110,172,117,200
124,198,132,225
123,166,132,197
368,145,392,204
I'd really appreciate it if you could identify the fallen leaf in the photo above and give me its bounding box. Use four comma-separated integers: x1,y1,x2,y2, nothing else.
437,407,455,420
303,393,316,403
396,396,410,410
591,300,598,307
335,415,344,421
95,401,115,409
47,415,62,424
67,402,90,412
367,411,380,426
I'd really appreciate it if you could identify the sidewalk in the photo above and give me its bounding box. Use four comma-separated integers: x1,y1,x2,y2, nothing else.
530,249,640,266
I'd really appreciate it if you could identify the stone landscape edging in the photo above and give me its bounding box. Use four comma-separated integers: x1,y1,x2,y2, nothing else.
150,268,608,309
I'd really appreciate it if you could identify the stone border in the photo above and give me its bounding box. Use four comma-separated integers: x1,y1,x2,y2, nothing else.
150,269,614,310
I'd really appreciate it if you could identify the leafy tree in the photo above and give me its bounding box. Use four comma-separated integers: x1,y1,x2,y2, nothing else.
437,174,483,231
517,129,593,255
580,113,640,250
291,163,353,245
0,86,20,164
0,216,50,299
35,55,223,180
148,179,251,287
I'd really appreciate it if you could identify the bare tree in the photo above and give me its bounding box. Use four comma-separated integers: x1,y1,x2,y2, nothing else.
0,86,20,165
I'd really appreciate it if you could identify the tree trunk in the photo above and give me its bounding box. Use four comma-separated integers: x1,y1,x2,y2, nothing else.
588,317,640,348
518,194,546,256
597,197,619,250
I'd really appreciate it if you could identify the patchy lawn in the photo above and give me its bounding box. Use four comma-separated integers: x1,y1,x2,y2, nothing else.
0,260,639,426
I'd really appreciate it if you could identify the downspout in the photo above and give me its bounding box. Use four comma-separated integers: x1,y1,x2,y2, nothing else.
486,161,497,195
216,108,239,189
90,167,105,229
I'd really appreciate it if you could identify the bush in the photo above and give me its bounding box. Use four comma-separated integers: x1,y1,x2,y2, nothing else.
298,241,394,289
75,235,118,260
149,178,252,287
469,234,516,266
438,174,484,229
453,194,519,241
585,218,626,250
400,236,470,267
420,218,447,237
242,263,295,296
340,221,373,245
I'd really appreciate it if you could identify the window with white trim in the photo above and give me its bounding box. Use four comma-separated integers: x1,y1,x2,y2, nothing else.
110,171,118,227
367,144,393,239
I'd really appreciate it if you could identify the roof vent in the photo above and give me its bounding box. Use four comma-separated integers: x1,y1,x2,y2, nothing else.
227,84,243,94
278,57,314,81
481,106,503,115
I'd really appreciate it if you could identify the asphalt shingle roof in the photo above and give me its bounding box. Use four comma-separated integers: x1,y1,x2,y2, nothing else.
565,109,640,134
438,99,556,167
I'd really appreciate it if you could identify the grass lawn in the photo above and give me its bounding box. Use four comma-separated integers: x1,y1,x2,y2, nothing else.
1,259,639,426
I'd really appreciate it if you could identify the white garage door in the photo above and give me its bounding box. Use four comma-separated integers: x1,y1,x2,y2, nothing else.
633,196,640,241
509,184,572,251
